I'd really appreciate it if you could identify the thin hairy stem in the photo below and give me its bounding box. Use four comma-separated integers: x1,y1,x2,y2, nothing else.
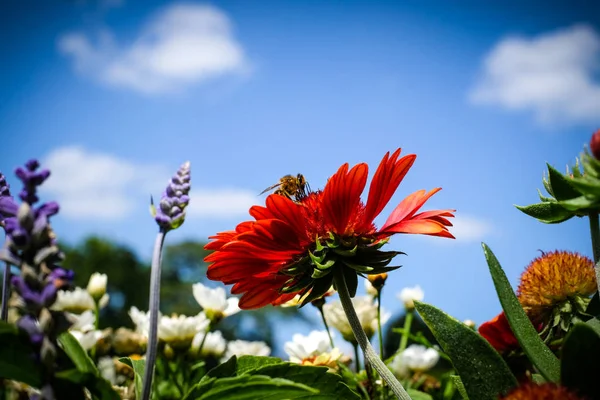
334,269,411,400
317,304,336,349
141,231,166,400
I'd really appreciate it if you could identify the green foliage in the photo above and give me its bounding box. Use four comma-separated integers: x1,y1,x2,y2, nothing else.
482,244,561,382
58,332,120,400
119,357,146,399
185,356,360,400
561,323,600,400
0,321,42,387
414,301,517,400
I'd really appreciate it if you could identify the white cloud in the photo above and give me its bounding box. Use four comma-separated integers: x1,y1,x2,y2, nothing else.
42,146,170,220
187,188,257,218
59,3,249,94
449,215,492,243
469,24,600,126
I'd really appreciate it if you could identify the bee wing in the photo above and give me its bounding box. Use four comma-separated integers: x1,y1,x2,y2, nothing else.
260,182,282,195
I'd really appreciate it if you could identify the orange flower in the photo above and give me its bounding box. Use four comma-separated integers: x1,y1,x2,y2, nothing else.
499,382,583,400
478,312,519,354
517,251,596,325
205,149,454,309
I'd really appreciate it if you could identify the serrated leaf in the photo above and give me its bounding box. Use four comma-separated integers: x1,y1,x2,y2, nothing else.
482,244,560,382
0,321,43,387
546,164,580,200
119,357,146,400
561,323,600,400
414,302,517,400
450,375,469,400
515,202,574,223
58,331,98,376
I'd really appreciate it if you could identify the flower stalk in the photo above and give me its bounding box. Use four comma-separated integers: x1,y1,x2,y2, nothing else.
399,311,413,354
1,262,9,320
333,268,410,400
141,230,166,400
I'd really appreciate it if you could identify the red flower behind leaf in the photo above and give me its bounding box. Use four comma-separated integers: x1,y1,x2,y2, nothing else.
205,149,455,309
478,312,520,353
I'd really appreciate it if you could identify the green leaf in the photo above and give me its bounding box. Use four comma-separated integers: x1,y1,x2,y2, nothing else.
531,374,545,384
0,321,43,387
586,317,600,336
482,244,560,382
119,357,146,400
450,375,469,400
250,363,359,399
414,301,517,400
546,164,580,201
55,369,120,400
187,375,318,400
58,331,98,376
561,323,600,400
406,389,433,399
558,195,596,211
235,356,283,375
515,202,574,223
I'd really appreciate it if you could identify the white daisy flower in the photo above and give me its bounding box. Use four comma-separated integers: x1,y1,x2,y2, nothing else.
390,344,439,377
87,273,107,301
397,285,424,310
158,313,209,349
191,330,227,358
324,296,390,341
192,283,240,322
52,287,109,313
284,330,342,369
223,340,270,361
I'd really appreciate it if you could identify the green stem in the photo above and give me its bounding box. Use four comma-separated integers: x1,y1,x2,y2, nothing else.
1,262,10,321
141,230,167,400
196,324,211,357
398,311,413,354
333,269,411,400
589,212,600,295
353,343,361,372
317,305,336,349
376,291,384,357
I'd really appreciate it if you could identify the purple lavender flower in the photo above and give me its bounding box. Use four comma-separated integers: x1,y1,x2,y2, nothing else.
152,161,191,231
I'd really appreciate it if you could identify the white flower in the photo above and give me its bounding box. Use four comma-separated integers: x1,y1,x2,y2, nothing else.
397,285,424,310
68,310,96,332
191,330,227,358
192,283,240,322
71,329,103,351
52,287,95,313
223,340,271,361
324,296,390,341
97,357,117,385
87,273,107,301
53,287,109,313
364,280,378,297
129,306,154,336
158,313,209,348
284,331,342,369
390,344,439,376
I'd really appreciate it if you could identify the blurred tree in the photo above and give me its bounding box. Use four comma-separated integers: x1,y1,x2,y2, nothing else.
61,236,150,330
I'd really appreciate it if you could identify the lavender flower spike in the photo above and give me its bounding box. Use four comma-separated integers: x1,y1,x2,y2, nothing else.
0,172,15,321
142,161,191,400
152,161,190,231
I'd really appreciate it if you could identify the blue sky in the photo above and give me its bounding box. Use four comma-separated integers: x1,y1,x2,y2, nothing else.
2,0,600,337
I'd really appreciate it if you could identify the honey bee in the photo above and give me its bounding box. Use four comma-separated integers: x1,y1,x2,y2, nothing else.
260,173,309,200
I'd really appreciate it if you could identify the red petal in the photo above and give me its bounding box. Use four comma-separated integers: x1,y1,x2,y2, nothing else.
479,312,519,353
362,150,416,227
380,219,455,238
265,195,308,239
381,188,441,231
321,163,368,234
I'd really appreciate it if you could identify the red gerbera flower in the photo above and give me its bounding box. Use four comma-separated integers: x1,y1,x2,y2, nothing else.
205,149,455,309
